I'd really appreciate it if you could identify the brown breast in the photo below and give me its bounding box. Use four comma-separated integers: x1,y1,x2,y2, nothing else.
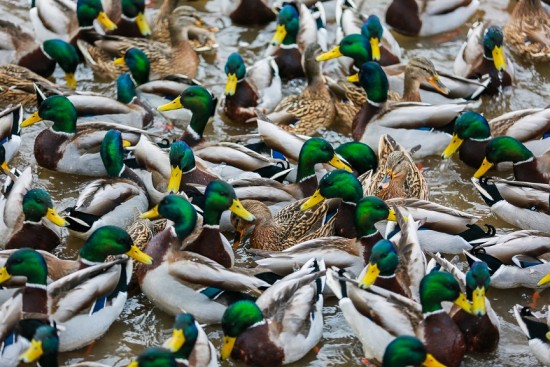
34,129,67,171
422,311,466,367
232,322,285,367
452,309,499,353
5,223,61,252
275,48,305,81
385,0,422,36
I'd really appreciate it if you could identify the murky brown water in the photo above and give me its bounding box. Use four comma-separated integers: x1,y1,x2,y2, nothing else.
3,0,550,365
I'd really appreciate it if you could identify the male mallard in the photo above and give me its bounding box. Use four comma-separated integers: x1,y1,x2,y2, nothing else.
220,259,325,366
63,130,149,239
21,95,145,176
385,0,479,37
0,105,22,164
472,136,550,183
454,22,514,95
352,62,466,158
108,0,152,37
128,347,178,367
382,336,445,367
220,0,276,25
513,305,550,366
222,53,282,123
163,313,218,367
504,0,550,62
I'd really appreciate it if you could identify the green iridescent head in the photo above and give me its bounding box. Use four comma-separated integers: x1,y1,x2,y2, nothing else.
466,261,491,316
335,142,378,174
454,111,490,140
297,138,351,181
123,48,150,85
170,141,196,173
222,299,263,337
340,34,372,66
76,0,116,30
383,336,440,367
361,15,383,40
22,188,66,228
0,248,47,285
42,39,79,81
130,347,178,367
153,195,198,240
21,95,77,133
483,26,506,71
368,240,398,275
122,0,145,18
485,136,533,164
203,180,255,226
80,226,153,265
318,170,363,202
164,313,199,359
117,73,137,104
420,271,470,314
224,53,247,96
359,62,389,104
19,325,60,364
272,5,300,46
100,130,125,177
354,196,390,237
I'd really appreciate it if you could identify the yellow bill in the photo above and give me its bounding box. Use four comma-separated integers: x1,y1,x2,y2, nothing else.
370,37,381,61
300,190,325,211
128,361,138,367
122,140,132,148
220,335,236,360
271,24,287,45
158,96,183,112
1,161,10,173
0,266,11,283
387,208,399,222
126,244,153,265
225,73,238,96
18,339,43,363
46,208,68,227
97,11,117,31
427,75,449,95
358,263,380,289
136,12,151,36
472,286,486,316
537,272,550,286
423,353,446,367
316,46,343,62
328,154,352,172
453,292,473,314
441,134,464,159
163,329,185,352
21,111,43,127
140,205,159,219
167,166,183,193
65,73,76,89
347,73,359,83
229,199,255,222
473,157,494,179
492,46,506,72
114,57,126,66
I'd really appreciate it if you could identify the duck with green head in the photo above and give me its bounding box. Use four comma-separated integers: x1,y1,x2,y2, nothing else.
269,4,305,80
316,34,372,76
128,347,178,367
359,239,404,294
21,95,142,176
361,15,399,65
382,336,445,367
76,0,118,32
63,129,149,239
163,313,218,367
113,0,152,37
473,136,550,183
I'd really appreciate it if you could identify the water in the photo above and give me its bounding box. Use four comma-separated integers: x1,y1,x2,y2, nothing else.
2,0,550,365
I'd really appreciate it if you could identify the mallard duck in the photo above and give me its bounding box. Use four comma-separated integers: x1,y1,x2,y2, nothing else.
351,62,467,158
222,53,282,123
128,347,178,367
454,22,514,95
326,268,472,367
137,192,269,324
385,0,480,37
513,305,550,366
472,136,550,183
442,110,550,169
21,95,146,176
163,313,218,367
108,0,152,37
18,325,111,367
504,0,550,62
382,336,445,367
220,258,325,366
472,177,550,231
220,0,276,25
63,130,149,239
0,105,22,163
262,43,336,135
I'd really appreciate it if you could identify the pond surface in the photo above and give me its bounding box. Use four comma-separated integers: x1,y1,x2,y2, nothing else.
2,0,550,365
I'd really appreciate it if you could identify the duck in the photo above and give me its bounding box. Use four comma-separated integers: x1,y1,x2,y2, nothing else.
20,95,145,176
513,305,550,366
454,22,514,95
63,130,150,239
221,52,282,123
442,110,550,169
162,313,218,367
128,347,178,367
107,0,152,38
504,0,550,62
352,62,467,158
220,258,325,366
471,176,550,231
0,104,22,164
382,336,446,367
385,0,480,37
136,192,269,324
325,267,472,367
220,0,276,25
18,325,111,367
472,136,550,183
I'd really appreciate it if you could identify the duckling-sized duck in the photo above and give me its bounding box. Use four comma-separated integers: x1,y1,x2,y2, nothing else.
222,53,282,123
504,0,550,62
63,130,149,239
352,62,467,158
21,95,146,176
163,313,218,367
473,136,550,183
385,0,479,37
220,258,325,366
513,305,550,366
454,22,513,95
220,0,276,25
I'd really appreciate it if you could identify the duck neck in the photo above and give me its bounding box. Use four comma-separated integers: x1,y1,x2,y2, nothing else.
23,283,48,315
352,101,382,140
333,201,358,238
358,230,383,265
181,110,211,147
38,353,59,367
402,74,422,102
514,157,546,183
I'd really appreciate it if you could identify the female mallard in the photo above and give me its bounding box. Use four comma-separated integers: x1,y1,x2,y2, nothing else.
504,0,550,62
263,43,336,135
473,136,550,183
220,259,325,366
63,130,149,239
20,95,145,176
222,53,282,123
513,305,550,366
441,110,550,169
385,0,479,37
352,61,469,158
163,313,218,367
454,22,513,95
